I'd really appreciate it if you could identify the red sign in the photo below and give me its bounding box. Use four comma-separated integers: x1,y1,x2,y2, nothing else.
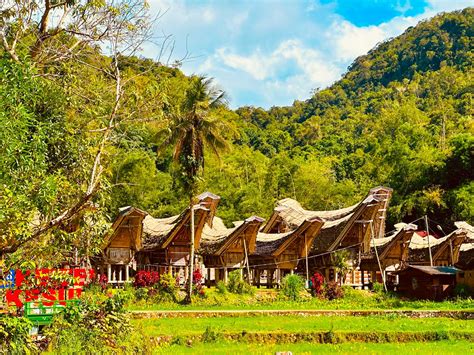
3,268,94,308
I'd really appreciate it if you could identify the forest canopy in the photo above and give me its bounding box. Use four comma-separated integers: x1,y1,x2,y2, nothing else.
0,4,472,266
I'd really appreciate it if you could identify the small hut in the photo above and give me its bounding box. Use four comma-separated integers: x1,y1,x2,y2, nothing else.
395,265,459,300
100,206,147,284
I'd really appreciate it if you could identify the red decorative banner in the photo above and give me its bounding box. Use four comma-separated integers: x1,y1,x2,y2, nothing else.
2,268,94,308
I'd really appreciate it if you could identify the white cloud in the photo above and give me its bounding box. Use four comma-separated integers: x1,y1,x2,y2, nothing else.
425,0,473,13
202,40,340,106
142,0,472,108
327,21,386,62
216,48,271,80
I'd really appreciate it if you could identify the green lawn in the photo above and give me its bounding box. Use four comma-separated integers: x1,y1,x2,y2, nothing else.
126,287,474,311
153,340,474,354
133,315,473,336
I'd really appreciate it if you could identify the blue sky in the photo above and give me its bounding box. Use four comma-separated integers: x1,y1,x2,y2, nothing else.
144,1,472,108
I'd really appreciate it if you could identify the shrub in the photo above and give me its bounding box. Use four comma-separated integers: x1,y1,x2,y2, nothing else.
133,270,160,288
454,283,472,298
202,326,221,343
99,274,108,290
372,282,385,294
135,287,149,300
216,281,227,294
323,281,344,300
158,272,178,295
44,291,151,352
0,316,38,353
281,274,305,301
186,268,205,297
227,270,254,295
310,272,324,296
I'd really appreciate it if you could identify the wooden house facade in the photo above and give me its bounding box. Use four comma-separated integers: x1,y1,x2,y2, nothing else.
99,206,147,284
395,265,459,300
136,204,209,277
200,215,264,284
250,217,324,287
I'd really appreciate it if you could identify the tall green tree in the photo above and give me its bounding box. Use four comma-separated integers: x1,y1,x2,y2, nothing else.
157,75,232,301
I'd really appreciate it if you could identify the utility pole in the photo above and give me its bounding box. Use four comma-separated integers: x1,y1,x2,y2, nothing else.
305,234,309,288
243,236,251,283
188,205,195,301
425,215,433,267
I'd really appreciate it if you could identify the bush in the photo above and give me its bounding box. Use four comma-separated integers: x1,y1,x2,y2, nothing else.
323,281,344,300
135,287,149,300
191,268,205,297
227,270,254,295
310,272,324,296
372,282,385,294
281,274,305,301
98,274,108,290
133,270,160,288
158,272,178,295
454,283,472,298
202,326,221,343
216,281,227,294
0,316,38,353
44,291,151,352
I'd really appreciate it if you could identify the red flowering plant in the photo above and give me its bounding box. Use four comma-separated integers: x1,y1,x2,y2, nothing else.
310,272,324,297
184,269,205,297
133,271,160,288
98,274,108,290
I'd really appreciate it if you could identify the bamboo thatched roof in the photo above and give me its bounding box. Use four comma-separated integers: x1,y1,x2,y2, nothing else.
141,204,209,251
199,215,264,255
262,187,392,238
311,194,388,253
360,223,417,263
254,217,324,257
408,227,468,264
260,187,392,256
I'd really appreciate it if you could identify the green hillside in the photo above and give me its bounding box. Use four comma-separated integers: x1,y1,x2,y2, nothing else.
0,6,472,263
232,8,473,226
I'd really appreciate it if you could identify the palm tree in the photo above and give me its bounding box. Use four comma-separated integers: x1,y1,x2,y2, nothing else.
157,75,232,302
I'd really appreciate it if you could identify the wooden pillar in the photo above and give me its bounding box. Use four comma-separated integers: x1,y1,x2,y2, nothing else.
118,267,123,283
207,268,211,286
361,270,365,289
224,268,228,284
125,265,129,282
107,264,111,283
267,269,273,288
290,269,294,275
325,268,330,282
239,268,243,280
255,269,261,288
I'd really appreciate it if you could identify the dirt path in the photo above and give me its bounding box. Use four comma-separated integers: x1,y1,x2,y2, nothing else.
130,309,474,319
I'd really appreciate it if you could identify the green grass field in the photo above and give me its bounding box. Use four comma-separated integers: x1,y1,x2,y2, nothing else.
133,315,472,336
153,340,474,354
126,287,474,311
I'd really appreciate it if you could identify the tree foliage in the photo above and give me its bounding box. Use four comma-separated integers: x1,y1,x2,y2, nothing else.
0,8,472,266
